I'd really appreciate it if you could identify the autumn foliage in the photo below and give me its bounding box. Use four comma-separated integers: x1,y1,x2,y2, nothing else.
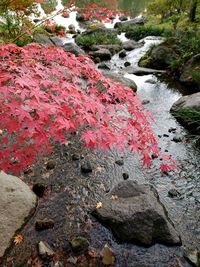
0,44,175,174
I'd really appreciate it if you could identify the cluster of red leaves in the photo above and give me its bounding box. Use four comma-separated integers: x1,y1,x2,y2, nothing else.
63,1,124,22
0,44,175,174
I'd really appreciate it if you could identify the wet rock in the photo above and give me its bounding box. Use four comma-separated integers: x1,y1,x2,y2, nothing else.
180,54,200,90
142,99,150,105
145,79,156,84
168,189,180,198
123,40,144,51
124,65,166,75
76,13,85,22
0,171,37,257
35,218,54,231
62,43,86,56
170,92,200,133
98,62,111,70
32,182,46,198
172,135,183,143
124,61,131,67
38,241,55,258
122,173,129,180
163,134,169,137
70,237,89,253
89,49,112,61
91,44,122,55
150,45,178,70
114,16,147,28
184,248,200,266
119,49,127,58
102,71,137,92
33,33,53,46
119,15,128,21
68,24,75,31
168,127,177,133
101,244,115,265
46,159,56,170
81,162,93,173
50,36,65,47
93,180,181,246
93,57,101,63
115,159,124,166
72,153,80,161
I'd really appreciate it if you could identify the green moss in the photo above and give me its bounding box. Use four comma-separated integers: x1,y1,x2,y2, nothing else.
75,30,122,48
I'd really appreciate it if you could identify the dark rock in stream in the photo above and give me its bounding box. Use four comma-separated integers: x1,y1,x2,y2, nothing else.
179,54,200,90
35,218,54,231
33,34,54,46
123,40,144,51
89,49,112,61
168,189,180,198
119,15,128,21
115,159,124,166
70,237,89,253
46,159,56,170
102,71,137,92
98,62,111,70
114,17,147,28
62,43,86,56
124,65,166,75
119,49,127,58
93,181,181,246
122,172,129,180
81,162,93,173
170,92,200,133
124,61,131,67
32,182,46,198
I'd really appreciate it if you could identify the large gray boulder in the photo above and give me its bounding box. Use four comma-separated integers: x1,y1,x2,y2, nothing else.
93,181,181,246
170,92,200,133
90,44,122,55
180,54,200,90
102,71,137,92
114,17,147,28
33,33,54,46
124,65,166,75
89,49,112,61
62,42,86,56
150,45,178,70
0,171,37,257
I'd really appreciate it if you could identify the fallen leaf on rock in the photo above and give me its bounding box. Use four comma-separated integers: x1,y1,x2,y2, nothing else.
88,249,99,258
110,195,118,200
96,202,102,209
102,244,115,265
14,234,24,245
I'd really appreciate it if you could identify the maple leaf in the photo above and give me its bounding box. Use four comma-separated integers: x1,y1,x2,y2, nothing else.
14,234,24,245
110,195,118,200
96,202,102,209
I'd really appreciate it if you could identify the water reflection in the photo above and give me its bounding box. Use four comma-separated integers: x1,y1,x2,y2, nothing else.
61,0,153,16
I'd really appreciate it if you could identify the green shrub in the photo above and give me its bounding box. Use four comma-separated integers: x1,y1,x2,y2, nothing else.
75,30,122,48
120,25,173,41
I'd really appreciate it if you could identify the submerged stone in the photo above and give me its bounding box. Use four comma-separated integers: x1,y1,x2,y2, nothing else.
93,181,181,246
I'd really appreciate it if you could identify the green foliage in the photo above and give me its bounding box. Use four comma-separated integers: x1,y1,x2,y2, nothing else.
173,108,200,129
75,30,122,48
41,0,57,14
192,70,200,87
121,25,173,41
